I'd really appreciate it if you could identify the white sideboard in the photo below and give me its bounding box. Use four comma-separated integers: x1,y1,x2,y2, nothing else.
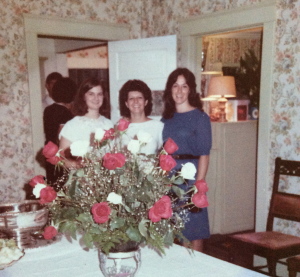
206,120,258,235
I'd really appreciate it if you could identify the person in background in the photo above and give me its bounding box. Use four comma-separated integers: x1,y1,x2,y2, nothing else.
59,78,113,168
118,79,164,155
43,77,77,185
161,67,212,252
43,72,63,109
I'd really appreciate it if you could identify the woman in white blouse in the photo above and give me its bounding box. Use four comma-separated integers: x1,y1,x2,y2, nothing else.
59,78,113,167
118,79,163,155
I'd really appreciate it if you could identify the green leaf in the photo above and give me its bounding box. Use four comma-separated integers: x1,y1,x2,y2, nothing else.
110,217,125,230
82,232,93,248
146,174,154,182
126,226,141,242
172,176,184,185
171,185,185,198
77,213,92,223
75,168,85,177
59,221,77,239
138,219,149,238
164,231,174,246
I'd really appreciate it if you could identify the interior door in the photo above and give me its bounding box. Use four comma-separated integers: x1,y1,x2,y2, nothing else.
108,35,177,123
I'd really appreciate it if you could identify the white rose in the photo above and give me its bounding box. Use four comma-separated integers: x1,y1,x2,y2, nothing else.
137,130,152,144
127,139,140,154
180,162,197,180
95,128,106,141
107,192,123,205
33,183,47,198
70,140,90,157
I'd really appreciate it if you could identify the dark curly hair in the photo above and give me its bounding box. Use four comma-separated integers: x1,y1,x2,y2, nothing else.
119,79,153,118
72,78,110,118
162,67,203,119
51,77,77,104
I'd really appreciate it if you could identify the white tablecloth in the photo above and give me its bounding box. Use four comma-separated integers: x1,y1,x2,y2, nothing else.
2,236,265,277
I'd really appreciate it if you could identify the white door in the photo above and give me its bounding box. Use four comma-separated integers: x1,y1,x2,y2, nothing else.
108,35,177,123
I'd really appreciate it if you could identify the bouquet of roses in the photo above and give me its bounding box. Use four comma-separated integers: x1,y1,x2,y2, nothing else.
29,119,209,254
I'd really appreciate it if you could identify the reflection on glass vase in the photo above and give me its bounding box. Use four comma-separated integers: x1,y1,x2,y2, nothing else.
98,248,141,277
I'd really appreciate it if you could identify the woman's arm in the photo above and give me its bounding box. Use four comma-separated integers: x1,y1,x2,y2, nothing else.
59,136,81,168
196,155,210,180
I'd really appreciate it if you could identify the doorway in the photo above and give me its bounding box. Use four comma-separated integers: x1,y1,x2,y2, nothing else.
24,14,130,174
179,1,276,233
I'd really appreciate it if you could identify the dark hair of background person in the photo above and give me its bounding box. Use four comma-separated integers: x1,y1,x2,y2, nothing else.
119,79,153,118
162,67,203,119
52,77,77,104
72,77,110,118
46,72,62,84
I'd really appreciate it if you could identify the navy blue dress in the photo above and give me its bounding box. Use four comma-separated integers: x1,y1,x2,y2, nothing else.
162,109,212,241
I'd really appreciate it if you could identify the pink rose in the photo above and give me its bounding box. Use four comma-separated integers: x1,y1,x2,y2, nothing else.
39,186,57,204
103,153,126,170
42,141,59,159
43,226,58,240
91,202,111,224
164,138,178,154
29,175,45,187
194,180,208,193
159,155,176,171
191,193,209,208
46,155,62,165
117,119,130,131
103,128,115,141
149,196,172,222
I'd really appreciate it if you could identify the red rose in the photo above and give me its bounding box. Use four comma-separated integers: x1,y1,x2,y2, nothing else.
103,153,126,170
117,118,130,131
149,196,172,222
39,186,57,204
191,193,209,208
159,155,176,171
164,138,178,154
91,202,111,224
29,175,45,187
103,128,115,141
46,155,62,165
42,141,59,159
43,226,58,240
194,180,208,193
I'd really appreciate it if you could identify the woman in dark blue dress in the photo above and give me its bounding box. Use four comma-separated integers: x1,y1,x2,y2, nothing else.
161,68,212,252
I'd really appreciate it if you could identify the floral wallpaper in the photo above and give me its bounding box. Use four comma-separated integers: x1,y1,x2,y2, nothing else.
1,0,300,242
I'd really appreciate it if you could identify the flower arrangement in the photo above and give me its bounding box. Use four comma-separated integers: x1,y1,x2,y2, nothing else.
0,239,24,269
29,119,209,254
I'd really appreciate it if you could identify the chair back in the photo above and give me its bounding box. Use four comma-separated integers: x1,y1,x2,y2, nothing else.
267,157,300,231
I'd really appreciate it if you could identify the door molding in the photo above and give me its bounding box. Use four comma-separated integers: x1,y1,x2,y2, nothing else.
24,14,130,175
179,0,276,231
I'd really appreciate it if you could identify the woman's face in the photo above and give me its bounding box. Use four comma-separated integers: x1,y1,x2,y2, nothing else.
84,85,104,112
125,91,148,116
171,75,190,106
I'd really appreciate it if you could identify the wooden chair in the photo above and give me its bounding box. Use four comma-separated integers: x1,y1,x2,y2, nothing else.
229,157,300,277
287,256,300,277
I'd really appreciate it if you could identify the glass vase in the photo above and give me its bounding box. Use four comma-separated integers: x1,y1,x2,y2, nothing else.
98,247,141,277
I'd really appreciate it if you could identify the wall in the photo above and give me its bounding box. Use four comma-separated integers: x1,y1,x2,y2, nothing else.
0,0,144,202
1,0,300,243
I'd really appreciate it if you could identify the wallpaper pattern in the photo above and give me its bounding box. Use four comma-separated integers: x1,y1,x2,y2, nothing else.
1,0,300,237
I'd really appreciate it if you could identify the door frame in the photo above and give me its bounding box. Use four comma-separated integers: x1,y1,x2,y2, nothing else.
179,0,276,231
24,14,130,175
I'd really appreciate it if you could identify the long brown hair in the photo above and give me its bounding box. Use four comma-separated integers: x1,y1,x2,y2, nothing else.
72,78,110,118
162,68,203,119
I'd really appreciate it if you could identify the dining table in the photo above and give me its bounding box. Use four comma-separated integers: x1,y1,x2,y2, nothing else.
2,235,266,277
